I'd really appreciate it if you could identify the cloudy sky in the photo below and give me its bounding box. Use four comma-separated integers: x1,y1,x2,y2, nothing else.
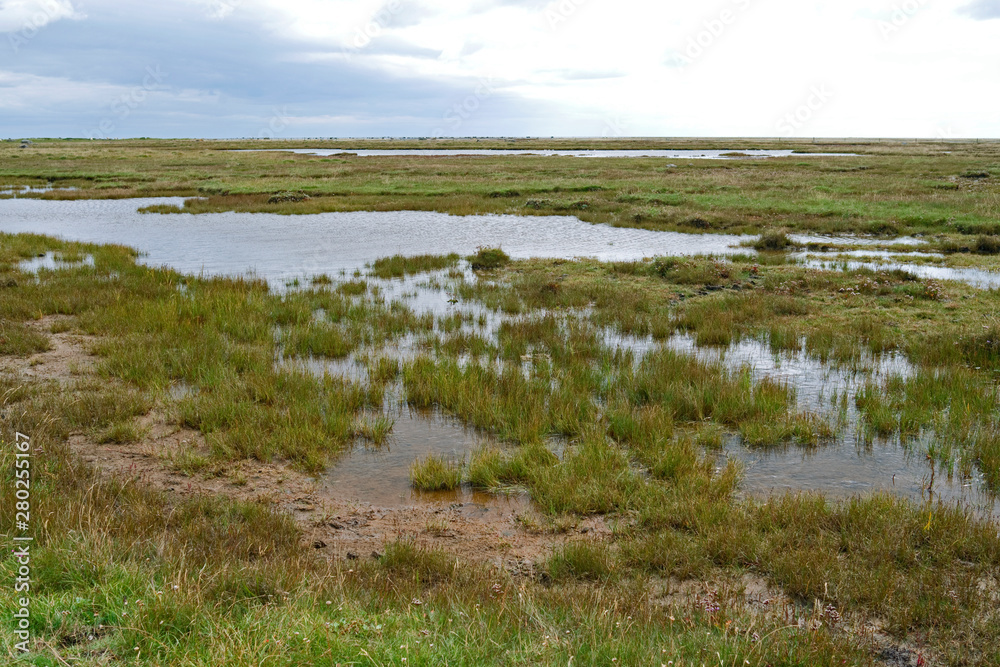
1,0,999,138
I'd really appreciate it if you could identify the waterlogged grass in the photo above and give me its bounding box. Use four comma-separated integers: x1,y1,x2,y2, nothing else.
369,252,460,279
752,228,793,251
409,453,463,491
468,246,510,270
5,232,1000,664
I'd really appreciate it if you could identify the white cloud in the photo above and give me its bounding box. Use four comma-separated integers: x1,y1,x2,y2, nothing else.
0,0,80,33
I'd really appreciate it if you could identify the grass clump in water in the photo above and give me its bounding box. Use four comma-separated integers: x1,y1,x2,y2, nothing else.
468,247,510,270
369,253,460,279
752,228,792,251
409,454,463,491
354,413,395,446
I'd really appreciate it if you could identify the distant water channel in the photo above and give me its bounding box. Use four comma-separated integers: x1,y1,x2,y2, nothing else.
243,148,859,160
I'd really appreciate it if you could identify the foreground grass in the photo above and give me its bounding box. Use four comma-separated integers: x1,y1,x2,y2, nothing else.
0,437,870,665
3,234,1000,664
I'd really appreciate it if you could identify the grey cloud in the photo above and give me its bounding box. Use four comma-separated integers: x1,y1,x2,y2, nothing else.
1,0,555,137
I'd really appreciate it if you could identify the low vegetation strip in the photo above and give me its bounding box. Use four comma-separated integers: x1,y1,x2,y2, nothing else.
3,138,999,239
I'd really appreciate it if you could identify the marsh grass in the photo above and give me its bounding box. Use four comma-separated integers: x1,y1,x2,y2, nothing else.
0,320,51,356
353,413,395,446
97,419,148,444
468,247,510,270
369,253,460,279
6,225,1000,663
752,228,793,251
547,541,615,581
409,453,463,491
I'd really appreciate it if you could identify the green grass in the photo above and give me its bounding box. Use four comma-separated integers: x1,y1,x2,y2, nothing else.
546,541,616,581
468,247,510,270
409,454,463,491
368,253,460,279
0,321,51,356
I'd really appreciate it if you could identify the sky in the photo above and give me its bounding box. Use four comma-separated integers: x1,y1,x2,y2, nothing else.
1,0,999,139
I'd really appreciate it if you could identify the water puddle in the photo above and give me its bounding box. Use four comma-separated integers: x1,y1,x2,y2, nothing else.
3,198,993,289
320,400,528,512
800,257,1000,289
242,148,859,160
663,333,912,413
807,250,944,260
660,333,998,518
19,251,94,273
731,436,999,520
790,234,928,248
1,184,77,197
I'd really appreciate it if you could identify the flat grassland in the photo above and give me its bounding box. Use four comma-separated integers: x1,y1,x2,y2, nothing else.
2,139,1000,666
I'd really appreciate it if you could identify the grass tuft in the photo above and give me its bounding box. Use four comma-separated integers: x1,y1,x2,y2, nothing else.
369,253,460,279
753,228,792,251
468,247,510,270
409,454,463,491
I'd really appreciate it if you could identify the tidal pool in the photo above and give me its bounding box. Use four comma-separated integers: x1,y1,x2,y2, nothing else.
0,197,751,283
2,198,991,288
